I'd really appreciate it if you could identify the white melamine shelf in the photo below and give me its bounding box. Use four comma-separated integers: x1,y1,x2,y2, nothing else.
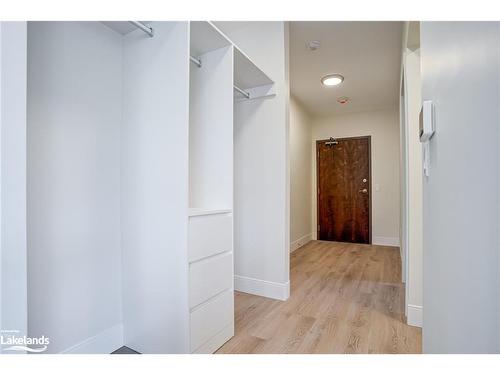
188,208,232,217
233,47,273,90
190,21,232,57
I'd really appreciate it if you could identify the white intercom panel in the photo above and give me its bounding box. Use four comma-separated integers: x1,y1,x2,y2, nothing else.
419,100,435,177
419,100,435,142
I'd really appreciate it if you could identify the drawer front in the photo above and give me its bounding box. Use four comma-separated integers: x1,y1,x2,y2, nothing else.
192,324,234,354
188,213,232,262
190,252,233,308
190,289,234,352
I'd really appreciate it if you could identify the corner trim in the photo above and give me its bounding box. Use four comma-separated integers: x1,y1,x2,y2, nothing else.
290,233,312,253
372,236,400,247
234,275,290,301
60,324,124,354
407,304,423,327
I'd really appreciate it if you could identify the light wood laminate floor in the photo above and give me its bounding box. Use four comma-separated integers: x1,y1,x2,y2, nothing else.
217,240,422,354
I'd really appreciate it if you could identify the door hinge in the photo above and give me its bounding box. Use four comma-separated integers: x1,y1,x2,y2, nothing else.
317,225,320,231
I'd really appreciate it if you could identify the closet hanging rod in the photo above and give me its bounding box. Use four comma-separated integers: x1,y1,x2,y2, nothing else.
189,56,250,99
190,56,202,68
129,21,154,37
233,85,250,99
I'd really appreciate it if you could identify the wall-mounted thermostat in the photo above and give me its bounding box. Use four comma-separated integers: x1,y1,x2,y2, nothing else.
419,100,435,142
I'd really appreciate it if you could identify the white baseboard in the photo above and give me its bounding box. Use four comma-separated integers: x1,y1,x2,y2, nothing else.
372,236,400,247
407,304,423,327
60,324,124,354
290,233,312,253
234,275,290,301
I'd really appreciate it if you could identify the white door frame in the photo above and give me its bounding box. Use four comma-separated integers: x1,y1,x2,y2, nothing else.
399,60,410,319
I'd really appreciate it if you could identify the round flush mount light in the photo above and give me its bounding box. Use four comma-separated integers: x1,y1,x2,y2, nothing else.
321,74,344,87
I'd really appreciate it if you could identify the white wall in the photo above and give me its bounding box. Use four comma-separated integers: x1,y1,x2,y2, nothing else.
401,27,423,327
290,96,312,251
399,80,408,285
121,22,190,354
1,21,2,346
215,22,290,301
189,45,234,210
421,21,500,353
0,21,28,348
311,108,400,245
27,22,123,354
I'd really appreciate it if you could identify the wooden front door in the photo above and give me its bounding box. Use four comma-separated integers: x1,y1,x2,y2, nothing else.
316,136,371,243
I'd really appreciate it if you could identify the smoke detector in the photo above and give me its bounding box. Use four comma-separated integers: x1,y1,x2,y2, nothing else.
337,96,350,104
307,40,321,51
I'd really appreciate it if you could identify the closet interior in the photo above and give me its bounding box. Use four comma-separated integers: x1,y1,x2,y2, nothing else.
24,21,274,354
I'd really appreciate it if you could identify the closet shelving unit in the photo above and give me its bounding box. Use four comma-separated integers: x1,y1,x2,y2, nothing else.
19,20,274,355
187,20,275,353
190,21,275,101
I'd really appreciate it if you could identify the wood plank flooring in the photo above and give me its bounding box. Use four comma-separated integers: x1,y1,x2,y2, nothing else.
217,240,422,354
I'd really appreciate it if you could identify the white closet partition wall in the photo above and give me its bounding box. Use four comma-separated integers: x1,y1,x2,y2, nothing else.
121,22,190,354
1,21,28,346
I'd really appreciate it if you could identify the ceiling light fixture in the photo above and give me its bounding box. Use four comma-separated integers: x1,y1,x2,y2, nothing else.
307,40,321,51
321,74,344,87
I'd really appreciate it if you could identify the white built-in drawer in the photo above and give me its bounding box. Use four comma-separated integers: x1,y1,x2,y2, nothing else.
190,289,234,352
189,252,233,308
188,213,232,262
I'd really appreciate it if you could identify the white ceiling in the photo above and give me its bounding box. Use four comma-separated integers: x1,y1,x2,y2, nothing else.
290,21,403,117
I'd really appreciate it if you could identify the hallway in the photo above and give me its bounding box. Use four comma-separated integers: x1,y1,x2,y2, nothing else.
218,241,421,353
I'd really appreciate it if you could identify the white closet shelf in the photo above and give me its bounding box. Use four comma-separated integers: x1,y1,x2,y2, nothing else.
190,21,274,92
101,21,152,36
188,208,232,217
233,47,273,90
190,21,232,57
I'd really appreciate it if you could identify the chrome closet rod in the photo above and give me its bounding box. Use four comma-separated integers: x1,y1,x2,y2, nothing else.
233,85,250,99
189,55,250,99
190,56,202,68
129,21,154,37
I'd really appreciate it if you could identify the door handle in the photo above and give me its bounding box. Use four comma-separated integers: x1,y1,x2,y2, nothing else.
359,188,368,194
